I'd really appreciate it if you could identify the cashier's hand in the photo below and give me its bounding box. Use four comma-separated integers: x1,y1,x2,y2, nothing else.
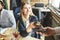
37,27,56,36
36,27,56,36
43,27,56,36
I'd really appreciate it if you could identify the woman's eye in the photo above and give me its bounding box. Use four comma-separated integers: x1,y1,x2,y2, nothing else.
29,7,31,9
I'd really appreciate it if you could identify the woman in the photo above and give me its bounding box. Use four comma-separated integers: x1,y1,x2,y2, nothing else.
17,2,41,39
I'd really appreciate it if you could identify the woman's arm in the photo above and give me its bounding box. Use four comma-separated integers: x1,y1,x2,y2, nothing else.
18,16,38,37
18,23,29,37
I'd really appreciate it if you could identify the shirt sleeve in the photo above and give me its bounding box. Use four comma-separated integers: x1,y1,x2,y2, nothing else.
8,10,16,29
54,27,60,35
18,22,29,37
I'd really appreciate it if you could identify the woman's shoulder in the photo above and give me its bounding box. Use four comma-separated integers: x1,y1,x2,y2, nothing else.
29,15,38,22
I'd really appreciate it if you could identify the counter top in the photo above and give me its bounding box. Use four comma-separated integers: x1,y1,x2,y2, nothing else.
19,36,41,40
48,5,60,25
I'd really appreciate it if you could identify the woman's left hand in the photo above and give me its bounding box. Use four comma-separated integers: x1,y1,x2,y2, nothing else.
26,22,35,32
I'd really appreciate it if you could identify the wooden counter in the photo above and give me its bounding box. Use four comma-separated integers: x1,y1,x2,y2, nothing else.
0,28,43,40
49,6,60,26
19,36,42,40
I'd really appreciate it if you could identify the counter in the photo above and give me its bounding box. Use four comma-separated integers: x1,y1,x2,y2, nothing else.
49,5,60,26
48,5,60,40
19,36,42,40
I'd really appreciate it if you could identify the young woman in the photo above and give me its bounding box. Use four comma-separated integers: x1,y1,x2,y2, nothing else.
17,2,41,39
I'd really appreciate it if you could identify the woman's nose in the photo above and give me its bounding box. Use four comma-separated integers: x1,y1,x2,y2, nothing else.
27,9,29,12
27,8,30,12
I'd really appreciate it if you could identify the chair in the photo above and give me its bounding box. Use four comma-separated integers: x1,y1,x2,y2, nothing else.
14,7,20,22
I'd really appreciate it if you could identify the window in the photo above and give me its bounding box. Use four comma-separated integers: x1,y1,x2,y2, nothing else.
49,0,60,9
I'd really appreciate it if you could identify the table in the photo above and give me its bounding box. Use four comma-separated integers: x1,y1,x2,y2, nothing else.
19,36,41,40
0,28,43,40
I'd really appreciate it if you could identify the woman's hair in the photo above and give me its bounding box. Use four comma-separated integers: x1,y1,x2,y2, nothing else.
20,2,35,16
0,1,4,6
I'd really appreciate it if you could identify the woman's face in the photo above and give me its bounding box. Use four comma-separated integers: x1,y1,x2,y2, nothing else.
22,4,32,16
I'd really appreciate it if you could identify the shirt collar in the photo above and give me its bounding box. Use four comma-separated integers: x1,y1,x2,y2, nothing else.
22,14,29,22
1,9,4,15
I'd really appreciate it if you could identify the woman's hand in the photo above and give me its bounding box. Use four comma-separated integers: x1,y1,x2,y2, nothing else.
26,22,35,33
29,22,35,28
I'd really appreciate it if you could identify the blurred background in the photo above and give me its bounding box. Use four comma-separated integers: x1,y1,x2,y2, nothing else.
0,0,60,40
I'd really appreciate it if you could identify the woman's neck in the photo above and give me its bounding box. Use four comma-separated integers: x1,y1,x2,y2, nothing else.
23,14,29,19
